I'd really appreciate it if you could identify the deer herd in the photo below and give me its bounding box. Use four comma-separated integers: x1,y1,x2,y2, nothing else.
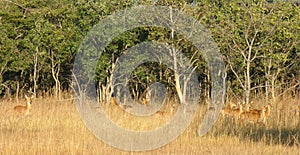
221,101,272,125
10,91,300,128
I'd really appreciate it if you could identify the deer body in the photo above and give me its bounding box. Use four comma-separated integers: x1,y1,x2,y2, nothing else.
221,103,243,120
240,108,266,124
221,102,237,117
111,96,132,110
13,93,34,116
230,104,244,120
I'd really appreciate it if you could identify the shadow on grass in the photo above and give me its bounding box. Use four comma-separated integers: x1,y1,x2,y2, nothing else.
214,118,300,146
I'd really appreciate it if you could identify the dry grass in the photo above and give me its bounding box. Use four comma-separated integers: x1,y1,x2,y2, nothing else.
0,95,300,154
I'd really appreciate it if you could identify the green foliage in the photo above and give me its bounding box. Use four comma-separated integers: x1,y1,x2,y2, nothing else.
0,0,299,97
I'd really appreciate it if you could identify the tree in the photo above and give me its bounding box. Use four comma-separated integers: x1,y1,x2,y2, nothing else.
204,0,300,104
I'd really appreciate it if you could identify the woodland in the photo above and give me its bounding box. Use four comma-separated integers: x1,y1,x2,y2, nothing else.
0,0,299,103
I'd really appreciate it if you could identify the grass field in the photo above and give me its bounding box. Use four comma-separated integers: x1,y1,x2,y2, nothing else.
1,95,299,154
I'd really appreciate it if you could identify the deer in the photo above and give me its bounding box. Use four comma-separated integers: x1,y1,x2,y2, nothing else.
111,96,132,110
13,92,34,116
221,102,237,117
240,105,268,125
111,96,118,107
230,104,244,120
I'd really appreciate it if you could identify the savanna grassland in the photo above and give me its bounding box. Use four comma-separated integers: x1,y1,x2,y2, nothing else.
0,1,299,154
1,95,300,155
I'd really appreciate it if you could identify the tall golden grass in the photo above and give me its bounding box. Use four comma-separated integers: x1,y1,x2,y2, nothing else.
0,95,299,154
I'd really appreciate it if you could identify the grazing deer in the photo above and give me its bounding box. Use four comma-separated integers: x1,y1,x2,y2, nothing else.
240,106,267,124
13,92,34,116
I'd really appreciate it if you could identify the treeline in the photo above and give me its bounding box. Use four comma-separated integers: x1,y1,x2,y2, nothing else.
0,0,299,103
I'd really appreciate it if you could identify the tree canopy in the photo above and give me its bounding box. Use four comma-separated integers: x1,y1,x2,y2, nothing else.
0,0,299,102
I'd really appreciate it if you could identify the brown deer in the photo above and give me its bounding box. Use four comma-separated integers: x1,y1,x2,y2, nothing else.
111,96,132,110
111,96,118,107
230,104,244,120
240,106,268,124
221,102,237,117
13,92,34,116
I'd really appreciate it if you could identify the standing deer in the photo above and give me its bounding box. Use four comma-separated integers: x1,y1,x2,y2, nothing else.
230,104,244,121
221,102,237,117
240,105,268,124
13,92,34,116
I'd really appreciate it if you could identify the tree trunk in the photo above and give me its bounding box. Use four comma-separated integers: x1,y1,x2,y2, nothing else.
51,50,61,100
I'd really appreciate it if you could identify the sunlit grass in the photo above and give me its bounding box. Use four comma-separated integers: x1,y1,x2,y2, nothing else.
0,95,299,154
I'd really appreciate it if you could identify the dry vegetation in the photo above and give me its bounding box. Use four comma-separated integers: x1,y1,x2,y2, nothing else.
1,95,300,154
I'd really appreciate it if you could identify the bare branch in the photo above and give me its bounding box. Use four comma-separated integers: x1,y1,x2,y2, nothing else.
226,55,245,90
